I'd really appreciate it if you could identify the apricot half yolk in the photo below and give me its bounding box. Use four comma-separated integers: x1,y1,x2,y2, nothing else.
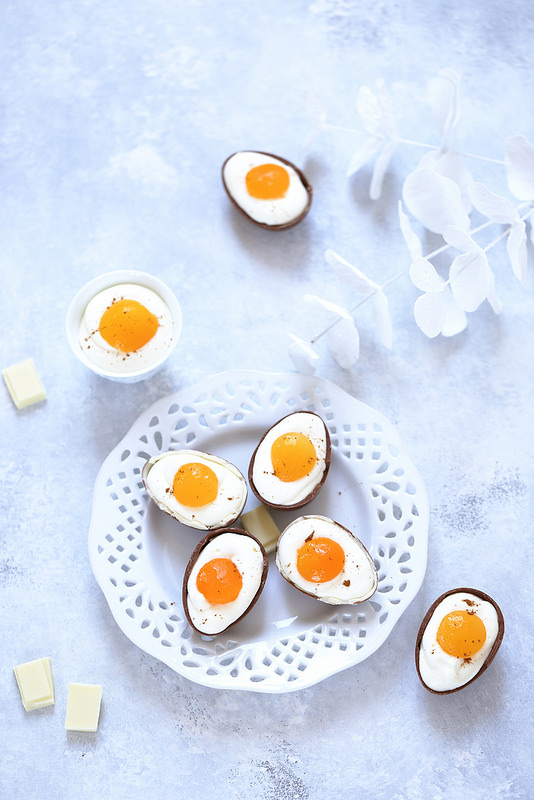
196,558,243,604
245,163,290,200
98,298,158,353
172,463,218,507
436,610,487,658
297,537,345,583
271,432,317,482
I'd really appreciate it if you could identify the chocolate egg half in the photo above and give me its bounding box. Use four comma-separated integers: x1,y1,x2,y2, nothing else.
248,411,331,510
142,449,247,530
182,528,268,636
415,587,505,694
276,515,378,605
222,150,312,230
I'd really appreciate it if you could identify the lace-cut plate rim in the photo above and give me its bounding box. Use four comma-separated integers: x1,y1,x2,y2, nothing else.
88,370,429,693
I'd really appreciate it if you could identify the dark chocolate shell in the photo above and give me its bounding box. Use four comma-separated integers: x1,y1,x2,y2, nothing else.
415,587,505,695
248,411,331,510
182,527,268,636
221,150,312,230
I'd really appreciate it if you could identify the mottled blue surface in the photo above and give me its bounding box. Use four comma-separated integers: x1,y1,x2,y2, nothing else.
1,1,533,798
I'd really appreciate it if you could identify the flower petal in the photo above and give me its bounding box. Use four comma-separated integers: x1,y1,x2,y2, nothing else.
449,251,492,312
413,292,446,338
505,135,534,200
469,181,519,224
327,317,360,369
402,168,470,234
369,140,397,200
418,150,472,214
409,257,443,292
398,201,423,260
374,79,398,138
347,137,384,177
507,219,528,285
372,291,393,349
356,80,396,139
325,249,377,291
305,294,353,319
442,225,481,253
486,271,502,315
356,85,384,137
441,290,468,337
426,68,462,149
288,335,319,375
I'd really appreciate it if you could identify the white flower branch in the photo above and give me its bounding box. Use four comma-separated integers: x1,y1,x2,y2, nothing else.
290,70,533,373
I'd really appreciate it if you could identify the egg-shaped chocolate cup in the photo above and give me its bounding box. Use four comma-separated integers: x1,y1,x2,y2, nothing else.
248,411,331,511
415,587,505,695
142,449,247,531
182,528,268,636
222,151,313,231
275,515,378,605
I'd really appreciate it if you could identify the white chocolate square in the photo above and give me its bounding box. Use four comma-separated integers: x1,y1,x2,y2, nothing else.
241,504,280,554
3,358,47,409
13,657,55,711
65,683,103,732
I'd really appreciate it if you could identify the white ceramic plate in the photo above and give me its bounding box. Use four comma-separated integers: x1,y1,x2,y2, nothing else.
89,370,429,692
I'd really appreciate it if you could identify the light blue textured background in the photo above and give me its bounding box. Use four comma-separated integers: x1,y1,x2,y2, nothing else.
1,1,533,797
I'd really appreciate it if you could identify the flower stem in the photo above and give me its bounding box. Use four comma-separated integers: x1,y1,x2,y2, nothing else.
398,137,505,165
322,123,505,165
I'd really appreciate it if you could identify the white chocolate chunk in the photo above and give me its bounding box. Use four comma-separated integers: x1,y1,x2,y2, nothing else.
13,657,55,711
3,358,47,409
241,505,280,554
65,683,103,732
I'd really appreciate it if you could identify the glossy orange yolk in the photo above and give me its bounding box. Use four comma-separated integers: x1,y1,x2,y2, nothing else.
296,536,345,583
172,463,218,508
98,298,158,353
436,610,487,658
196,558,243,605
271,432,317,482
245,163,290,200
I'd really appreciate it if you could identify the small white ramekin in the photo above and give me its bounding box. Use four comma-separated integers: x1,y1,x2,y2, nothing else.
66,270,182,383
